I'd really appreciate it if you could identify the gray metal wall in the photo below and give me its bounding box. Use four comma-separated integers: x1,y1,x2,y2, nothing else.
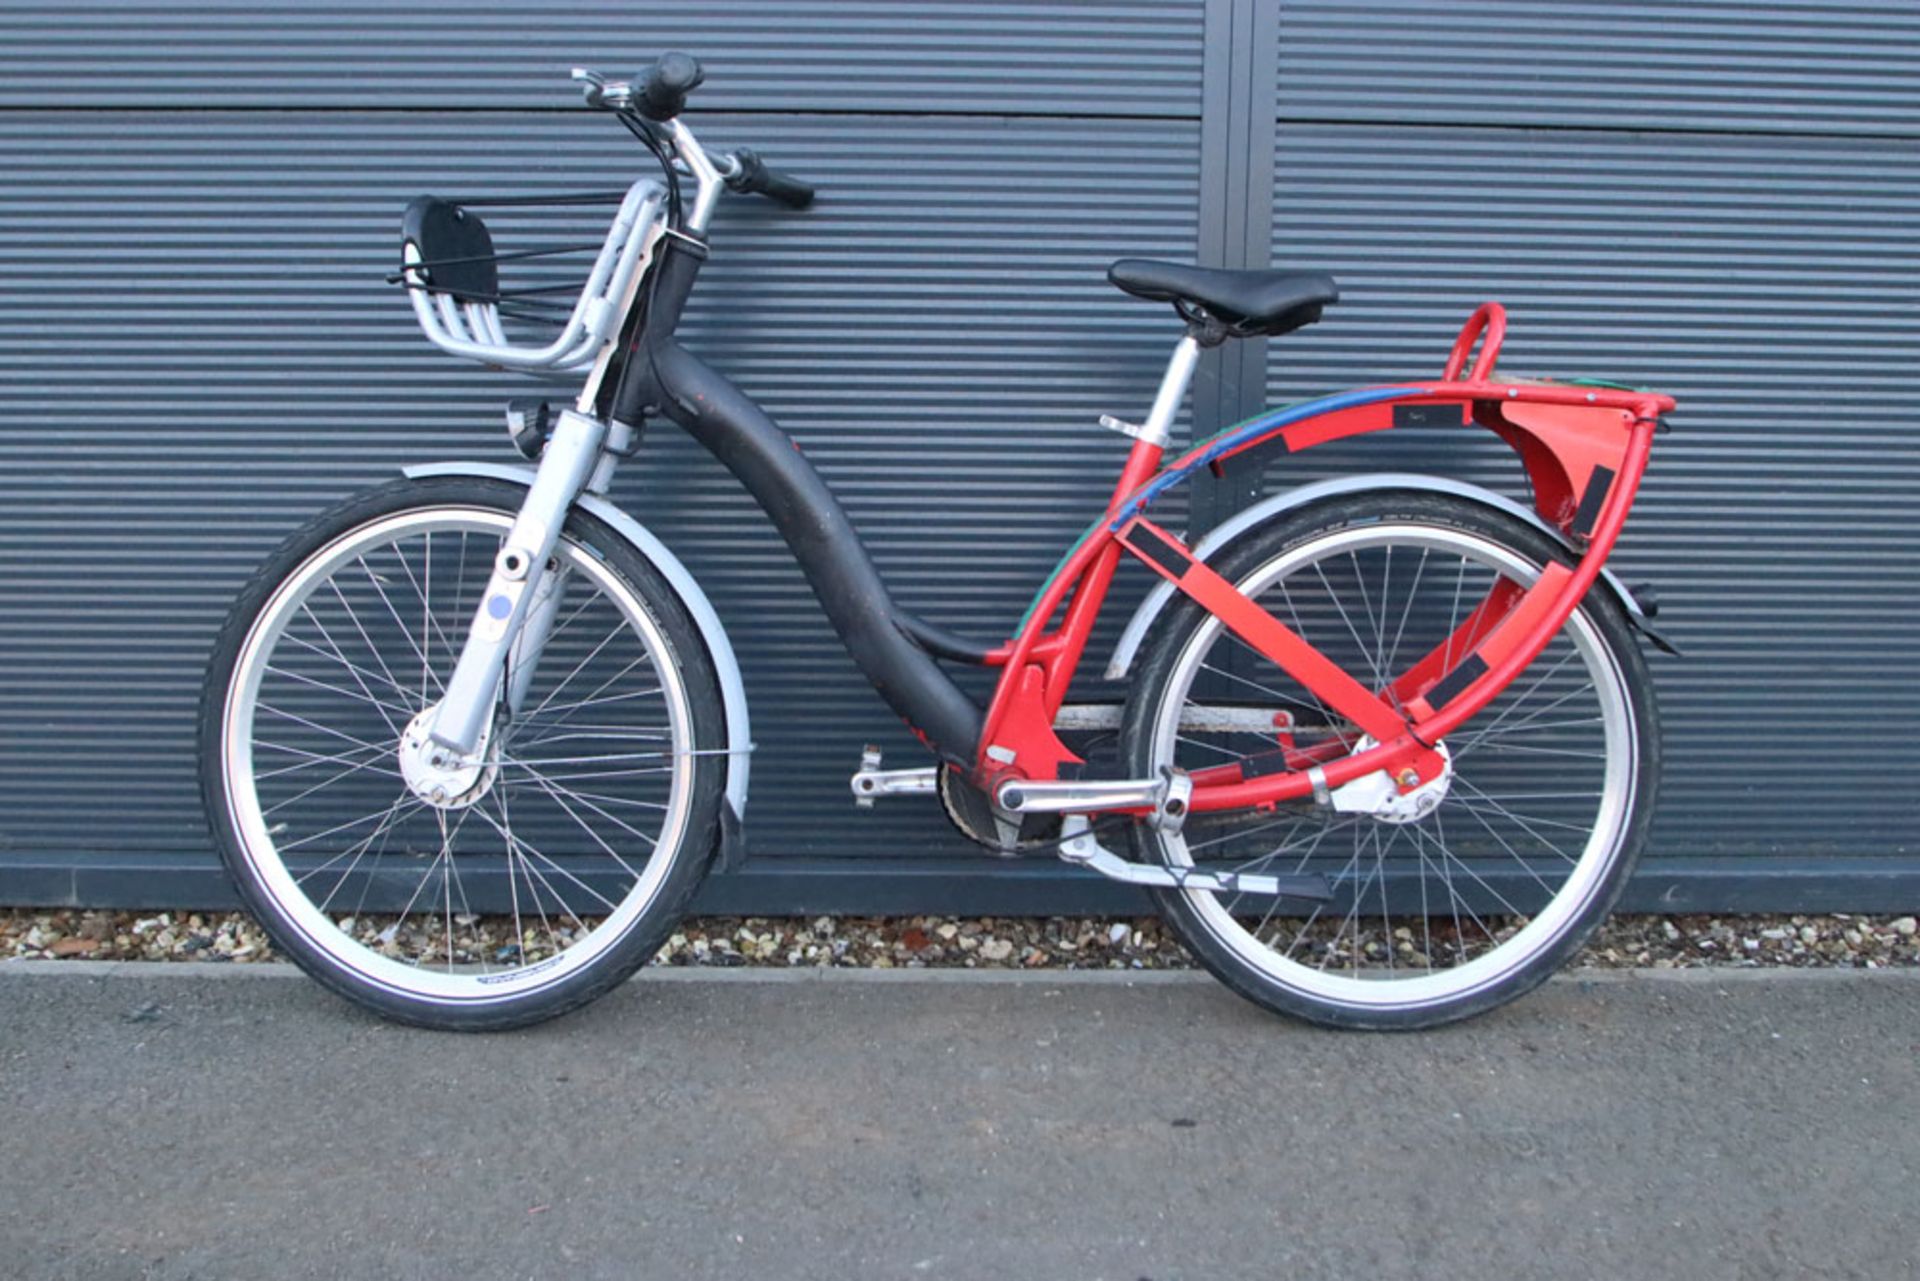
0,1,1914,914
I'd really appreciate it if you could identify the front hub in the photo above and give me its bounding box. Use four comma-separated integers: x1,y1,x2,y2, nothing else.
398,705,499,810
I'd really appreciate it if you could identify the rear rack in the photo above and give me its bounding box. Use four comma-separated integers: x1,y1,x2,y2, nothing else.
393,178,668,375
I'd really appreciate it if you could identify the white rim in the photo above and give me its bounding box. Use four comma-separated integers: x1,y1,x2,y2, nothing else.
221,506,696,1007
1149,521,1638,1012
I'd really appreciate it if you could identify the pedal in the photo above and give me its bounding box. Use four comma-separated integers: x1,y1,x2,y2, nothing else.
849,746,936,809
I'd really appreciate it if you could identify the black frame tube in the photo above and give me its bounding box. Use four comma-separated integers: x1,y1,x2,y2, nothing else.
613,240,984,764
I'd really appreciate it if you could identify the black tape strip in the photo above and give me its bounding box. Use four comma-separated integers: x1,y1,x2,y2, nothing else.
1127,523,1192,579
1570,464,1616,539
1240,748,1294,779
1427,653,1488,708
1393,401,1466,430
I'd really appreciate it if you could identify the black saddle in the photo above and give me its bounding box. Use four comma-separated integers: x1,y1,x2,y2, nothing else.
1108,259,1338,337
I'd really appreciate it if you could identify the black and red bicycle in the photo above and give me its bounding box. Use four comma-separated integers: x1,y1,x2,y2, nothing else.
200,56,1676,1031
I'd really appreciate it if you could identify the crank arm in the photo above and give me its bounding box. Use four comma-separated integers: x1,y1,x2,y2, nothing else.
997,769,1194,833
850,748,936,808
1057,822,1333,901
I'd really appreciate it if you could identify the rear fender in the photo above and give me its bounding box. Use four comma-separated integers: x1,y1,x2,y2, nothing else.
1104,472,1666,680
403,462,752,842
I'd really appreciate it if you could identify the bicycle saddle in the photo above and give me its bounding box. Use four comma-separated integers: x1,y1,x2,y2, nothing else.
1108,259,1339,336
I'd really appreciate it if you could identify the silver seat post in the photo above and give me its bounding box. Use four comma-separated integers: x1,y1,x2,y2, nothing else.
1142,335,1203,448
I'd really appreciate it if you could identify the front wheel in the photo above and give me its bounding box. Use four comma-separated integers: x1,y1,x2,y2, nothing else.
200,477,727,1030
1122,492,1658,1029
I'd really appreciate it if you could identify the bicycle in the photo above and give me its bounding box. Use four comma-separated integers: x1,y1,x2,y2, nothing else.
200,55,1677,1031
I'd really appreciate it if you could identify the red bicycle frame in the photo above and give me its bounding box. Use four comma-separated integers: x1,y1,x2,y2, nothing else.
971,302,1675,812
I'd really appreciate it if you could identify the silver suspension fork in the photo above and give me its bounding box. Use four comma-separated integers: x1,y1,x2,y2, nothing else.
419,110,730,758
506,562,570,716
428,408,610,753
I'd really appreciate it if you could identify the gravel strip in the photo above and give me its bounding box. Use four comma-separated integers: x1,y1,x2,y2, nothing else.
4,907,1916,970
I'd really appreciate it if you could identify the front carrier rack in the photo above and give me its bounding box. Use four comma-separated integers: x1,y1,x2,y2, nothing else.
393,178,669,375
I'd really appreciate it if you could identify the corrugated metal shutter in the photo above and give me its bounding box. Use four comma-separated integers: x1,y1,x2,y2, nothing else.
0,3,1207,910
0,0,1914,912
0,1,1205,114
1267,2,1920,891
1276,0,1920,136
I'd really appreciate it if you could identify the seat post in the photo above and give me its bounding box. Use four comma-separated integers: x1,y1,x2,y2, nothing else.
1139,335,1203,448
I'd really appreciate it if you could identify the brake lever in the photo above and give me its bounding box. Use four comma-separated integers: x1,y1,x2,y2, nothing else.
570,67,631,109
570,67,605,104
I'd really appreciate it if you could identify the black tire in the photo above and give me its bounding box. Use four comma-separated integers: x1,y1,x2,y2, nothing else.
1122,491,1658,1030
199,477,727,1031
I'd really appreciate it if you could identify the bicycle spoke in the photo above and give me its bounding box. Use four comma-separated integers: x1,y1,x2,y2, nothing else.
264,663,414,723
514,684,669,724
317,792,412,917
1411,817,1500,952
356,555,438,688
494,766,676,788
290,606,408,739
1450,776,1582,862
296,792,417,891
256,704,390,756
515,765,652,874
278,628,425,710
1446,795,1564,895
495,780,668,811
509,725,673,752
515,619,639,725
1458,741,1608,761
1312,559,1386,691
252,740,387,781
384,532,460,681
263,749,403,816
495,782,567,962
1382,546,1429,684
1447,651,1586,754
324,578,416,706
277,798,417,854
466,801,622,915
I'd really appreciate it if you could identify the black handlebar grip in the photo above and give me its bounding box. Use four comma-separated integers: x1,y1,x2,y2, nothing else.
756,167,816,209
724,148,817,209
637,51,704,121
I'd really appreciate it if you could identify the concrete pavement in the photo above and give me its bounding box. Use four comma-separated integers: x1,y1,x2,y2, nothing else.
1,963,1915,1280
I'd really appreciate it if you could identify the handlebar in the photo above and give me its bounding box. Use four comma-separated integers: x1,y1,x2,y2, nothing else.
636,52,705,122
721,148,815,209
572,58,817,213
573,52,704,121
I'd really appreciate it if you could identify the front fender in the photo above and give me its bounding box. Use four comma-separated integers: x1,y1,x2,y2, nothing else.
1104,472,1663,680
403,462,752,827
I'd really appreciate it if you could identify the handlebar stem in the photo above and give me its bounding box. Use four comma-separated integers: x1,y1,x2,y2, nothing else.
664,119,726,236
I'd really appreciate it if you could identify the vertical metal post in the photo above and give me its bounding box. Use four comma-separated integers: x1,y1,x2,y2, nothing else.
1192,0,1284,531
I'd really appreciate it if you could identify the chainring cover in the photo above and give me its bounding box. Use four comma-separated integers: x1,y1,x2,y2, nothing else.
937,766,1062,857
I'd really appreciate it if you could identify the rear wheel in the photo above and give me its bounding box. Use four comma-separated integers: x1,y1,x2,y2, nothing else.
200,477,726,1030
1122,492,1657,1029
